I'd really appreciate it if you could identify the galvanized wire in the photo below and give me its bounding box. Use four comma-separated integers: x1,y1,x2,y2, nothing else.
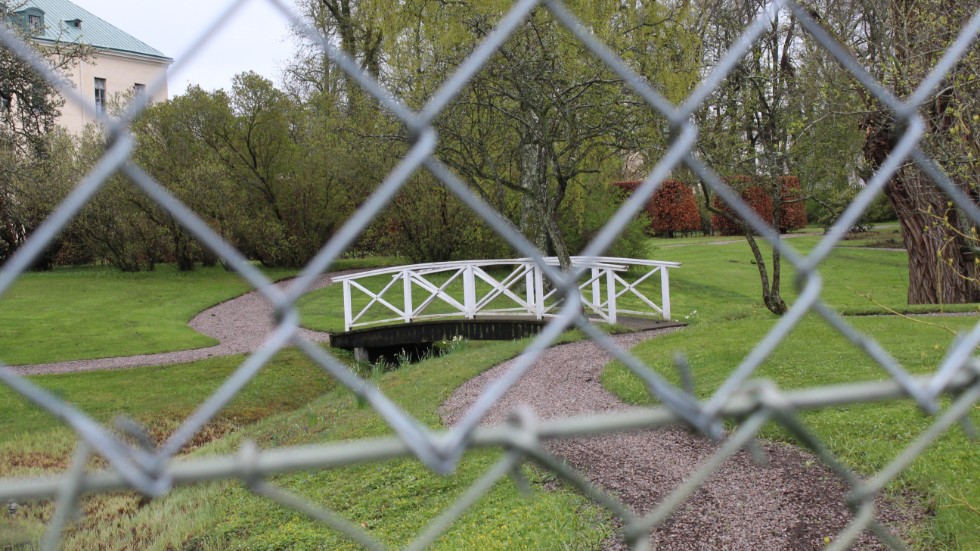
1,1,978,549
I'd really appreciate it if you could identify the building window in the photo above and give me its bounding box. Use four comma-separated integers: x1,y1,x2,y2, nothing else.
16,8,46,34
133,83,146,100
28,14,42,34
94,78,106,114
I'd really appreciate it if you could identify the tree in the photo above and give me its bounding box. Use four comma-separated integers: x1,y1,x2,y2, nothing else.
693,0,809,315
424,3,697,270
72,127,164,272
848,0,980,304
130,87,231,270
288,1,700,270
370,174,511,263
287,0,385,105
1,3,89,267
563,177,649,258
92,75,365,271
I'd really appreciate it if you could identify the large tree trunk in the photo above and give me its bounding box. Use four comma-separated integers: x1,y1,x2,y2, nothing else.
883,165,980,304
859,0,980,305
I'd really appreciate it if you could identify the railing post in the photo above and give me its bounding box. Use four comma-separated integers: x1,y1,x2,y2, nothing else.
463,265,476,319
591,266,601,311
661,265,671,320
534,263,545,319
343,280,352,332
403,270,412,323
526,265,535,315
606,268,617,324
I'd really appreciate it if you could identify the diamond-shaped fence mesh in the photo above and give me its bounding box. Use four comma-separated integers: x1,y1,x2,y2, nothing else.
0,0,978,549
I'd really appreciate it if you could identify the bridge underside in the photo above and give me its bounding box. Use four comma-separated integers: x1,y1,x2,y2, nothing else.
329,317,685,362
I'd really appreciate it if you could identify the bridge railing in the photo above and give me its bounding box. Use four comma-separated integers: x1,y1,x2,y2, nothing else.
332,257,680,332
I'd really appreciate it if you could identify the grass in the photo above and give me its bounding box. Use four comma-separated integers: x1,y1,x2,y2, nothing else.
0,265,289,366
603,228,980,549
649,232,979,320
0,348,344,548
2,339,611,549
0,349,338,476
0,257,403,366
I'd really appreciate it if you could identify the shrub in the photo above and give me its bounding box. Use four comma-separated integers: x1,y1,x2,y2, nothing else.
711,175,808,236
566,182,648,258
369,178,511,263
778,176,808,233
650,180,701,237
611,179,701,237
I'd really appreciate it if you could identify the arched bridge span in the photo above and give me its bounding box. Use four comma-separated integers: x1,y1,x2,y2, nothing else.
329,257,681,359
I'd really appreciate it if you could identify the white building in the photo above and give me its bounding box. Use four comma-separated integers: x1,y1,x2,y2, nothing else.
11,0,171,133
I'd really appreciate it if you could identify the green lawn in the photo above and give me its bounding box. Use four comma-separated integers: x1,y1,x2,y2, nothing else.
0,265,291,366
0,349,335,446
649,232,978,321
0,257,404,366
0,258,608,549
603,230,980,549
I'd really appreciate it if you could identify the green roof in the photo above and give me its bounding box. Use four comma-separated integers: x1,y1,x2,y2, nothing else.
19,0,171,62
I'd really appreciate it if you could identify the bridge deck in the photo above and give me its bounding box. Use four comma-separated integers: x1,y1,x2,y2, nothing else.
329,316,686,353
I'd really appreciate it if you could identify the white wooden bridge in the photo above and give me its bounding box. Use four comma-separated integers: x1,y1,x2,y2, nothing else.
333,256,679,333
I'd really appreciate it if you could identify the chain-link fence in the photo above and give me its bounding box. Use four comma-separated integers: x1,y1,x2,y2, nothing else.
1,0,978,549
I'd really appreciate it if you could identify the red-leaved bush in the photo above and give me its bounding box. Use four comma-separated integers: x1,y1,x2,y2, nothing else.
711,176,808,236
651,180,701,236
611,179,701,237
778,176,808,233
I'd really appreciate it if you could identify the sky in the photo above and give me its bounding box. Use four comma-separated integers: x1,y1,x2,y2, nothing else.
70,0,300,96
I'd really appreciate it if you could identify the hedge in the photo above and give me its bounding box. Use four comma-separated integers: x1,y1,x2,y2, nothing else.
710,176,807,236
611,179,701,237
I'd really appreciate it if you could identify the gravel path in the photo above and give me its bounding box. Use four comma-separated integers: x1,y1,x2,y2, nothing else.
8,272,352,376
441,331,904,550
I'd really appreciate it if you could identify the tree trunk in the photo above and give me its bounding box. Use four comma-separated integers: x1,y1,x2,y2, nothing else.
518,141,549,255
544,209,571,272
883,165,980,304
859,0,980,305
744,229,787,315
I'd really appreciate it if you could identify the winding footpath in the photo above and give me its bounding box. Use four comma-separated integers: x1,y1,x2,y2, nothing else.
441,331,907,550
